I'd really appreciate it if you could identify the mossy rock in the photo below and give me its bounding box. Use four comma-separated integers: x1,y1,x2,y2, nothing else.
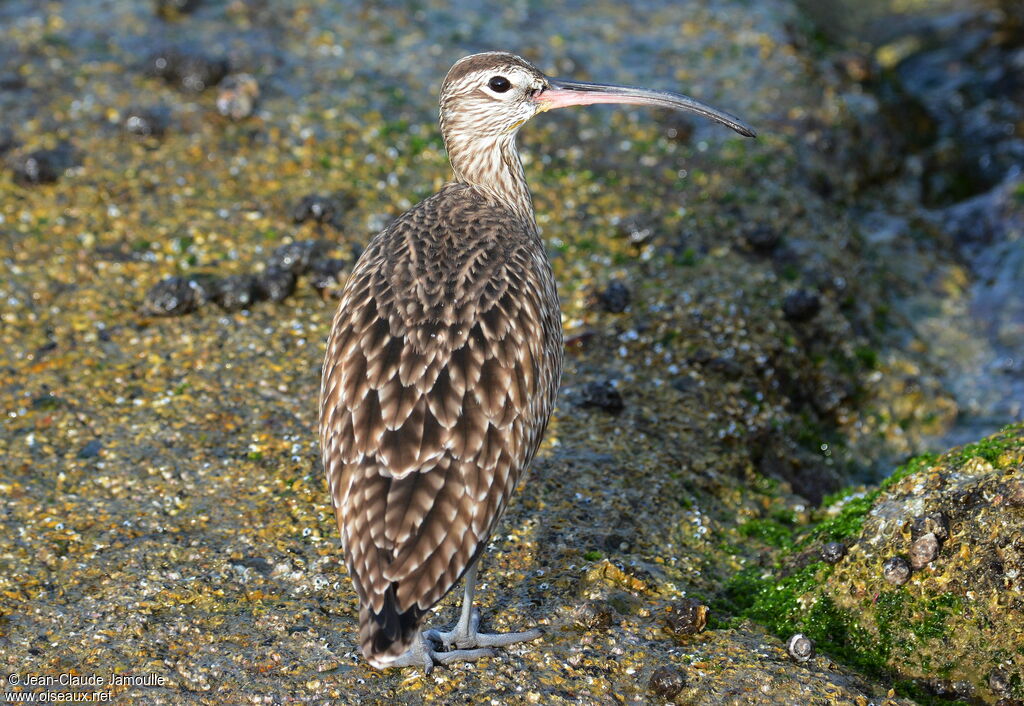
727,424,1024,704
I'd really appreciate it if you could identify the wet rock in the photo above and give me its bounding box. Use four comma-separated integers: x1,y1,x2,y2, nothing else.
596,280,630,313
888,12,1024,205
908,532,940,569
144,276,204,316
577,380,624,414
77,440,103,459
882,556,911,586
820,541,846,564
123,106,170,138
255,266,296,303
571,601,613,631
664,598,708,638
787,633,815,662
146,47,229,93
308,258,347,295
648,666,686,699
216,73,260,120
782,289,821,323
214,274,259,311
266,239,332,275
291,195,343,227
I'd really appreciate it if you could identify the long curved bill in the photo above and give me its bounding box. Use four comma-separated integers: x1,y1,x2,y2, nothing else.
536,78,756,138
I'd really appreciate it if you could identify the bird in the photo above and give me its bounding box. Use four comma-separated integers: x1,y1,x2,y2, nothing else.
318,50,755,673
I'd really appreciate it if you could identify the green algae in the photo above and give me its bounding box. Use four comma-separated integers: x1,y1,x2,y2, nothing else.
736,518,795,549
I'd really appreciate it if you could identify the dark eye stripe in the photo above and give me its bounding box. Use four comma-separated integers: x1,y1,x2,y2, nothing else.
488,76,511,93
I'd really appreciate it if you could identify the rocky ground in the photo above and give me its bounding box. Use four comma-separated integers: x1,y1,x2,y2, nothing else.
0,0,1021,704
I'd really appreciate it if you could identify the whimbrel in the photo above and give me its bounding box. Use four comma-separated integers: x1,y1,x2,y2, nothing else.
319,51,755,672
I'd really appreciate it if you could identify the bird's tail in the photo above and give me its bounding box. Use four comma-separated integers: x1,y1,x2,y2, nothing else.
359,584,425,668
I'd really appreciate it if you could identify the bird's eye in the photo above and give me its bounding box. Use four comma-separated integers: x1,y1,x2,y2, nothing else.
488,76,512,93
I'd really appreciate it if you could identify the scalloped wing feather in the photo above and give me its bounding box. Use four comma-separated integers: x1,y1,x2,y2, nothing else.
318,183,562,666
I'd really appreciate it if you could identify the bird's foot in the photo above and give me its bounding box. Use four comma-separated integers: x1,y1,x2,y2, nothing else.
389,632,494,674
424,607,543,650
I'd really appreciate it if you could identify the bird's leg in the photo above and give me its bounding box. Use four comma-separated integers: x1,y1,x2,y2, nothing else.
388,631,495,674
424,564,543,650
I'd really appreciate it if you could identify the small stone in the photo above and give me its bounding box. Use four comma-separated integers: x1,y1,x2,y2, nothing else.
786,633,815,662
707,357,743,380
648,666,686,698
216,73,260,120
123,106,169,138
267,240,332,275
10,144,75,186
233,556,272,576
571,601,613,631
603,533,630,553
308,258,347,295
144,276,200,316
255,266,296,303
184,273,220,302
909,532,940,569
835,52,874,83
1005,479,1024,508
820,541,846,564
214,274,259,311
0,72,26,91
577,381,624,414
664,598,708,638
597,280,630,313
782,289,821,322
989,668,1012,697
882,556,911,585
911,512,949,544
690,348,712,364
77,440,103,459
671,377,698,394
657,110,694,143
146,47,229,93
292,195,342,226
617,217,655,246
32,393,63,410
744,224,781,253
154,0,203,19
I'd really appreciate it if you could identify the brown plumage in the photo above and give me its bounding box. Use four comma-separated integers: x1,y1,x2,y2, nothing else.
319,51,754,672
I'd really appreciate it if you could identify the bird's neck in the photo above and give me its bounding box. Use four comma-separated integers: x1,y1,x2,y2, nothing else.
445,132,535,225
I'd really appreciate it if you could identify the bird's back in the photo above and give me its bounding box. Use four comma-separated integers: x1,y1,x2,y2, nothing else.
319,182,562,667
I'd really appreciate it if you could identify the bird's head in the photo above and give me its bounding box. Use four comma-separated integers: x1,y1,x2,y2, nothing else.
439,51,756,142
